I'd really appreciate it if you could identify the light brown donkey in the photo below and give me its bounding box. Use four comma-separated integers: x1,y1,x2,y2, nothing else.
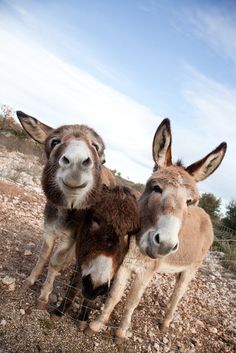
16,111,116,309
86,118,227,342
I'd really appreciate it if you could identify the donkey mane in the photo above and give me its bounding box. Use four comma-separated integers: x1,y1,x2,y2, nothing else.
175,158,184,167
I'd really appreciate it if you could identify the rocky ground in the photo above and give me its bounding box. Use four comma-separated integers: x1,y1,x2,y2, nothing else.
0,148,236,353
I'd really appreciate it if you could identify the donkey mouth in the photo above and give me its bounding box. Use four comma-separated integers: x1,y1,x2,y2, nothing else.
62,180,88,190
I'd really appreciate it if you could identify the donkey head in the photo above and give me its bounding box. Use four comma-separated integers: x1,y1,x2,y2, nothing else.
137,118,227,259
77,185,140,300
16,111,106,209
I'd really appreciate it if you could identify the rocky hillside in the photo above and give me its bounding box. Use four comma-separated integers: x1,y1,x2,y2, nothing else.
0,146,236,353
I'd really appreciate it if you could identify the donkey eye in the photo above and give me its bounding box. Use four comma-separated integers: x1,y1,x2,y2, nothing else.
51,138,61,148
186,199,192,206
92,143,99,152
153,185,162,193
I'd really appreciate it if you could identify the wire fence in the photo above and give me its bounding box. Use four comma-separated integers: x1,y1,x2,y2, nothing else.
1,223,236,352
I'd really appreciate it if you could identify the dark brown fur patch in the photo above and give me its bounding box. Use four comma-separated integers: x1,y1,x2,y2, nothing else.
76,186,140,272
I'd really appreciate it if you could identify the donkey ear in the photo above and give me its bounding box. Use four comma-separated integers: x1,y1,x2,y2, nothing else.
152,118,172,170
16,111,53,144
186,142,227,182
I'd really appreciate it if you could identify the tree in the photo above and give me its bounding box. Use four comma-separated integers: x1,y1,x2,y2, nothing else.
0,105,14,129
199,192,221,222
222,200,236,230
0,105,28,138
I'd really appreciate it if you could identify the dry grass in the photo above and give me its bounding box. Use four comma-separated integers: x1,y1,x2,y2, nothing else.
213,241,236,273
0,134,45,163
213,224,236,273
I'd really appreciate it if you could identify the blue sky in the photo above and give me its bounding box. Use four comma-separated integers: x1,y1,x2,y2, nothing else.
0,0,236,210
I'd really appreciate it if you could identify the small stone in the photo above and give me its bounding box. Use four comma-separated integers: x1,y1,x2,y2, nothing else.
154,343,160,351
20,309,25,315
2,276,16,286
27,242,35,247
163,337,169,344
196,320,204,327
208,327,218,334
148,331,155,339
1,319,7,326
24,250,32,256
8,282,16,291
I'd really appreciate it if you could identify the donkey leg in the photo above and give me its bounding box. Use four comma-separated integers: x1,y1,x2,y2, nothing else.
161,268,196,333
25,231,56,288
115,270,154,343
87,266,131,335
37,236,75,309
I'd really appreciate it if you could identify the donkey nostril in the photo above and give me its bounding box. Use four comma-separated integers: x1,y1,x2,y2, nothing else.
62,156,70,165
172,243,178,251
82,157,91,167
154,233,160,244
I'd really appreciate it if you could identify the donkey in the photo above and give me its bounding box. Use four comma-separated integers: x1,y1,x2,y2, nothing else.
52,185,140,328
16,111,116,309
86,118,227,343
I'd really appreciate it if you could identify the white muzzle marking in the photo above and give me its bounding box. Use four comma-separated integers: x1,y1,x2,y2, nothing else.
154,214,180,246
81,255,113,289
139,215,180,258
56,140,94,205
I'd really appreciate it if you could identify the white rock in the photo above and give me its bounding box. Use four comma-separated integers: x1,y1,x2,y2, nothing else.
20,309,25,315
190,328,197,334
8,282,16,291
208,327,218,334
1,319,7,326
24,250,32,256
196,320,204,327
163,337,169,344
2,276,16,286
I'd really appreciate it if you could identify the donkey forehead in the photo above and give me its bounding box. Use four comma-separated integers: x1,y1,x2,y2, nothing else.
49,124,104,145
151,166,196,189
